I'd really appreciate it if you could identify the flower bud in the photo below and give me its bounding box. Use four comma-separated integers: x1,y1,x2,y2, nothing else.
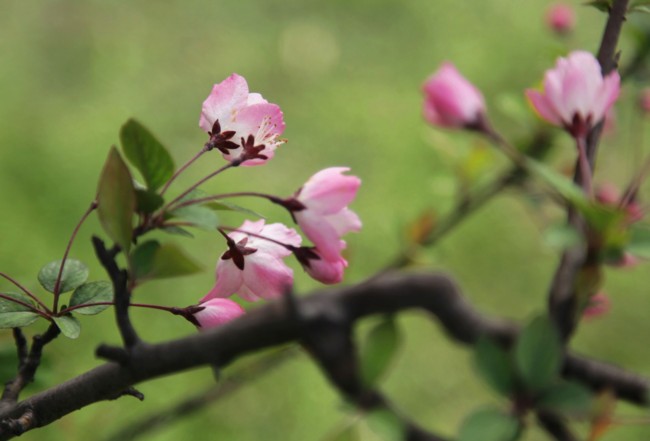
193,298,245,329
546,4,575,35
422,62,486,130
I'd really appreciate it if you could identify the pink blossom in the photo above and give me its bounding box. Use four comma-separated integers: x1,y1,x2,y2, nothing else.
199,74,285,166
294,247,347,284
202,220,301,302
583,292,611,320
193,298,245,329
285,168,361,262
526,51,620,137
422,62,486,129
546,4,575,35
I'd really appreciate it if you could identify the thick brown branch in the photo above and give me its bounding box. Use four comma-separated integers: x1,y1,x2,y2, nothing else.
0,272,645,440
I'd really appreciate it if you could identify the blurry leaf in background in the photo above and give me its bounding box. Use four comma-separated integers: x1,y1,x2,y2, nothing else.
458,407,521,441
365,408,404,441
514,316,562,394
543,223,584,251
474,336,516,397
168,205,219,231
38,259,89,294
120,119,175,192
537,380,592,415
97,147,136,252
135,188,165,214
359,316,401,387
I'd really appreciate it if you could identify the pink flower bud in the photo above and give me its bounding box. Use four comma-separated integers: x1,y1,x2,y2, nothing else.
546,4,575,35
422,62,486,130
200,74,286,166
583,292,610,320
294,247,347,284
193,298,245,330
202,220,302,302
526,51,620,137
287,168,362,262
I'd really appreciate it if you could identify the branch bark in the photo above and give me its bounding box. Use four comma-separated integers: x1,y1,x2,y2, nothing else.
0,272,646,440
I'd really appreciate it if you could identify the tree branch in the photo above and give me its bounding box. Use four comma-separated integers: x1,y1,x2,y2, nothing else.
0,272,645,440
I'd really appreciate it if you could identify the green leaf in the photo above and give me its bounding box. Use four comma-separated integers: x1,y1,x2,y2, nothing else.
161,225,194,238
630,4,650,13
0,293,40,328
584,0,612,12
131,242,202,281
537,381,592,415
120,119,175,191
366,409,404,441
526,160,589,213
38,259,89,294
169,205,219,230
359,317,401,387
627,224,650,258
53,315,81,339
458,407,521,441
543,224,584,250
135,188,164,214
208,201,267,219
69,281,114,315
97,147,136,252
474,336,516,396
329,424,360,441
514,316,562,394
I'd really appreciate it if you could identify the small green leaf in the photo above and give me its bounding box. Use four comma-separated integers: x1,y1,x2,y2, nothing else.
208,201,267,219
169,205,219,230
69,281,114,315
53,315,81,339
526,160,589,213
584,0,612,12
97,147,136,252
359,317,401,387
131,240,161,280
161,225,194,238
458,407,521,441
537,381,592,415
474,336,516,396
627,224,650,258
630,4,650,13
329,423,360,441
543,223,584,250
131,242,202,281
38,259,89,294
514,316,562,394
366,409,404,441
0,293,40,328
120,119,175,191
135,188,165,214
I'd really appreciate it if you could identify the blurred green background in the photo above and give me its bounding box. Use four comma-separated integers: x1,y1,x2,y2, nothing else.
0,0,649,439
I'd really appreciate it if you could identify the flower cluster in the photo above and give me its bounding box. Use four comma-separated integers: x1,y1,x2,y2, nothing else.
189,74,361,330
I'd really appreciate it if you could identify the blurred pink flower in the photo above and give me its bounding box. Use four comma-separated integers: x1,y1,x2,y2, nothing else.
526,51,620,137
287,167,362,262
422,62,486,129
199,73,285,166
193,298,245,329
583,292,611,319
202,220,301,302
294,247,347,284
639,88,650,114
546,4,575,35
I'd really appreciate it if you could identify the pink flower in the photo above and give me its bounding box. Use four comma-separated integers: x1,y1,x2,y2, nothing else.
526,51,620,137
202,220,301,302
285,168,361,262
193,298,245,329
546,4,575,35
199,74,285,166
422,62,486,129
294,247,347,284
